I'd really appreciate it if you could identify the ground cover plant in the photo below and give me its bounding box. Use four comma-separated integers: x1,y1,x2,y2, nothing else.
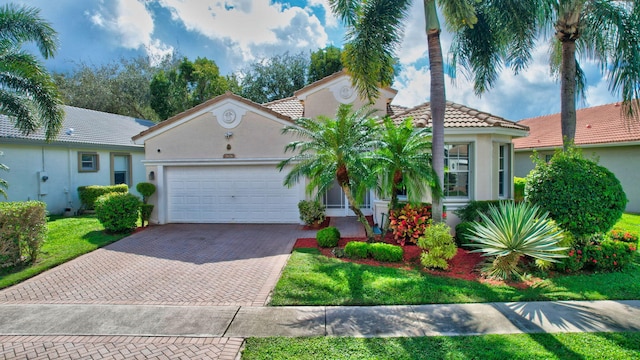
0,215,129,289
242,332,640,359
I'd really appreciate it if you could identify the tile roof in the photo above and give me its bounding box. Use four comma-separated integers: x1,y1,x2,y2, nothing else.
263,97,304,119
392,101,528,131
513,102,640,150
0,106,154,147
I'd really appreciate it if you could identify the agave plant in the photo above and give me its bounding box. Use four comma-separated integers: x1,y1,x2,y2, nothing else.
467,202,566,280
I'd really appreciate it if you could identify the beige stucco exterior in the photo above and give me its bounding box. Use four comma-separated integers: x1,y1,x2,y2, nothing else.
515,143,640,213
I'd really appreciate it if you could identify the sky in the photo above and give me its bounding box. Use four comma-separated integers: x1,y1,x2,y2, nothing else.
8,0,621,121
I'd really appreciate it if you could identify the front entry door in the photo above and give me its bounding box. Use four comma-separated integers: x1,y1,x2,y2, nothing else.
323,181,371,217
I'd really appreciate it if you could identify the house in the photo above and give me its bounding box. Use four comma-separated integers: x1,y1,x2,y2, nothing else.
0,106,155,214
133,71,529,227
513,102,640,213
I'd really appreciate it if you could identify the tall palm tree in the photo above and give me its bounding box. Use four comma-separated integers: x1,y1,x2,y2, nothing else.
374,117,440,212
278,104,379,241
451,0,640,149
329,0,478,223
0,3,64,141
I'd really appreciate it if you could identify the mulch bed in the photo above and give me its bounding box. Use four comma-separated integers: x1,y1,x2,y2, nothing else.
293,235,535,288
300,217,331,230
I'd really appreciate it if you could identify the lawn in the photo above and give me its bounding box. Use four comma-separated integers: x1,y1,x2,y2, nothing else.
270,214,640,306
0,215,130,289
242,332,640,359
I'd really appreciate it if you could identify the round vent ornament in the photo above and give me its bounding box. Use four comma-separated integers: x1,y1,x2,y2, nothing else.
222,109,236,124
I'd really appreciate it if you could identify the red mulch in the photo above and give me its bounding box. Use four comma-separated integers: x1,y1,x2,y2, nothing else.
292,235,536,288
301,217,331,230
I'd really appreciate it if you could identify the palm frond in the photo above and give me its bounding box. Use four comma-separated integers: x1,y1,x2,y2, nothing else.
0,3,58,58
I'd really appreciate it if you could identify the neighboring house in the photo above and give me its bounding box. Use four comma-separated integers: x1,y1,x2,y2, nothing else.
133,71,529,227
0,106,154,214
513,102,640,213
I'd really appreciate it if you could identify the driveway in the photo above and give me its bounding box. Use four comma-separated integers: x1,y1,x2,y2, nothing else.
0,224,305,306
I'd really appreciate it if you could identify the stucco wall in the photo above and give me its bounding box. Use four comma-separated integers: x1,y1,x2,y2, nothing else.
144,110,293,161
1,143,146,214
303,87,390,120
515,145,640,213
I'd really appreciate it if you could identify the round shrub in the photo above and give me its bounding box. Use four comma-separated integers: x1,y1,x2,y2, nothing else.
136,182,156,204
316,226,340,247
514,177,526,202
95,192,140,233
368,243,403,262
418,222,457,270
344,241,369,259
525,148,627,237
298,200,326,226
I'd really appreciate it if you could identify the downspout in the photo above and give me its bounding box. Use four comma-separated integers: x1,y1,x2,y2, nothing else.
67,147,73,211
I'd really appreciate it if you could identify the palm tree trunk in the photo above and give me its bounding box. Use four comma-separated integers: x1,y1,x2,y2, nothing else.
425,0,445,223
561,39,577,149
341,183,375,242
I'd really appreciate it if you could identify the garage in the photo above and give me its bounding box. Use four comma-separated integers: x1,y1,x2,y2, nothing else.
166,165,301,223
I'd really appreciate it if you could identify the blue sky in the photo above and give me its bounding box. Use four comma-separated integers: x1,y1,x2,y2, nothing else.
9,0,619,121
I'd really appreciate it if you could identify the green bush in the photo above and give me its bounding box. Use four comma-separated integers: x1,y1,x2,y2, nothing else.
525,148,627,237
344,241,369,259
454,221,475,247
608,229,639,244
95,192,140,233
584,240,636,272
453,200,504,222
368,242,403,262
298,200,326,226
136,182,156,204
514,177,526,202
0,201,47,266
78,184,129,210
418,222,457,270
139,204,154,228
316,226,340,248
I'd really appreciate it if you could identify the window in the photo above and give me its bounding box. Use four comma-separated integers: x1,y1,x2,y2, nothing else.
110,153,131,186
78,152,99,172
444,143,471,198
498,144,510,198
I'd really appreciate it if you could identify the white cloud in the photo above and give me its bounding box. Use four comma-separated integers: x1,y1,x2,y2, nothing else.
88,0,174,62
307,0,338,28
156,0,329,62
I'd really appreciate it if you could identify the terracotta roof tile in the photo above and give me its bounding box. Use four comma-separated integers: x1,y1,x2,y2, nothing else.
392,101,528,130
513,102,640,149
263,97,304,119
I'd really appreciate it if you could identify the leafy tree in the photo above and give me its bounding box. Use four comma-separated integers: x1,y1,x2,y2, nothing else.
0,152,7,199
328,0,480,223
308,45,344,83
238,52,309,103
0,3,64,141
55,56,163,120
374,117,439,212
278,104,379,241
150,56,229,120
451,0,640,148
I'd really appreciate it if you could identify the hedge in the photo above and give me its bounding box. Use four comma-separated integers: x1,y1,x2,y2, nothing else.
0,201,47,267
78,184,129,210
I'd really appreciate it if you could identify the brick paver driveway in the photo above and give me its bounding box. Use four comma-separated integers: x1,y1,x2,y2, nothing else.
0,224,302,306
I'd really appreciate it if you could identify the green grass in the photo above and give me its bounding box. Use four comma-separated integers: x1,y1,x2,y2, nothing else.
242,332,640,359
0,215,129,289
271,214,640,306
613,213,640,234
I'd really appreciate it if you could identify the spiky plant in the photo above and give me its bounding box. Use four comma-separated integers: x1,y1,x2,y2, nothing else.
467,202,566,280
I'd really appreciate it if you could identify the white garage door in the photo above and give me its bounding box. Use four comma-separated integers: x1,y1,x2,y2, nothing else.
166,165,301,223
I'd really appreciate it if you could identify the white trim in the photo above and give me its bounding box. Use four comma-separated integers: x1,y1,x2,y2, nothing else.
141,158,288,166
157,165,166,224
445,127,529,137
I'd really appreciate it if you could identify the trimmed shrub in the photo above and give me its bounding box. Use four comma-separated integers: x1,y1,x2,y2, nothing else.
95,192,140,233
388,203,432,245
454,200,504,222
514,177,526,202
298,200,326,226
609,229,639,244
139,204,154,228
418,222,457,270
136,182,156,204
454,221,475,247
368,243,403,262
316,226,340,248
525,148,627,237
344,241,369,259
78,184,129,210
584,240,636,271
0,201,47,266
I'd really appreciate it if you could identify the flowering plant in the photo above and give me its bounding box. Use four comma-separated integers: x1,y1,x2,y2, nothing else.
388,203,432,245
608,229,639,244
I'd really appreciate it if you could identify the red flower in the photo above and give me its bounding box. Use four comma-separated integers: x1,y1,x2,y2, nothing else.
614,261,618,266
577,249,582,255
593,259,598,263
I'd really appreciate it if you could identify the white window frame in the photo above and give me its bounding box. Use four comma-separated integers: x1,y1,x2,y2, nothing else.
444,143,472,200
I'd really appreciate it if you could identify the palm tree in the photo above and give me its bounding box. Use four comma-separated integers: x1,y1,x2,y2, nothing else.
451,0,640,149
374,117,440,212
329,0,478,223
0,3,64,141
278,104,379,241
